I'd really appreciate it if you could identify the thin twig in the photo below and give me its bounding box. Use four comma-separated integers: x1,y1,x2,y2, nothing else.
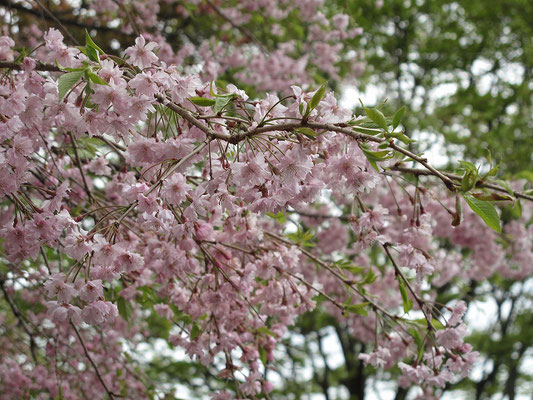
390,164,533,202
70,321,116,399
0,277,38,362
69,132,95,204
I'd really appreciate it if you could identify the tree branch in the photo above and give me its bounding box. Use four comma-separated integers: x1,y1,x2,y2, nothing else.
70,321,117,399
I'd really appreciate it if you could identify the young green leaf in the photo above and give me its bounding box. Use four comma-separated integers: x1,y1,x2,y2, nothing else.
117,297,131,322
462,193,501,233
86,71,108,85
295,127,320,139
392,105,406,129
360,143,393,171
308,81,328,111
361,268,377,285
398,279,413,314
352,126,382,135
190,323,201,341
344,302,370,317
212,94,236,114
189,96,216,107
364,107,389,132
493,179,515,197
258,345,268,365
85,45,99,62
85,29,105,55
58,70,84,101
387,131,414,145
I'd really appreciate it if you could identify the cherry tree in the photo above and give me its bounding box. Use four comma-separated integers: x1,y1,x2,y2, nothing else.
0,1,532,399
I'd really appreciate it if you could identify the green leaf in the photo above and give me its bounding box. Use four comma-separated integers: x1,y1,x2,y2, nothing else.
494,179,515,197
512,198,522,218
58,70,84,101
295,127,319,139
458,161,479,192
411,318,445,330
212,94,236,114
352,126,382,135
345,302,370,317
189,96,216,107
399,279,413,314
392,105,406,129
364,107,388,132
256,326,276,337
308,81,328,111
471,192,513,202
409,328,423,348
462,193,501,233
299,102,305,116
458,160,478,174
340,264,366,275
361,268,377,285
266,211,286,224
86,71,108,85
360,143,393,171
409,328,426,362
258,345,268,365
190,323,201,341
86,45,99,62
85,30,105,55
117,297,131,322
387,131,414,145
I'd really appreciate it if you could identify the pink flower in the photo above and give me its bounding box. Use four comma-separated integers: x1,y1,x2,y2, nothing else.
210,391,232,400
278,149,313,186
44,273,77,303
46,301,82,323
435,323,468,349
195,221,215,241
426,369,454,388
359,347,392,369
0,35,15,61
398,244,434,277
240,371,262,396
81,300,118,325
114,250,144,273
448,300,467,326
92,235,119,266
43,28,64,52
63,233,91,260
124,35,158,69
319,92,351,123
137,193,158,214
226,83,248,101
359,204,389,230
162,173,190,205
0,169,17,198
129,71,160,97
126,137,159,166
79,280,104,303
88,157,111,175
232,154,270,187
170,74,202,104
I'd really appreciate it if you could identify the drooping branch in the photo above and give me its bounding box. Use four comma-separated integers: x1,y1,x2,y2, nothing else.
0,276,38,362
